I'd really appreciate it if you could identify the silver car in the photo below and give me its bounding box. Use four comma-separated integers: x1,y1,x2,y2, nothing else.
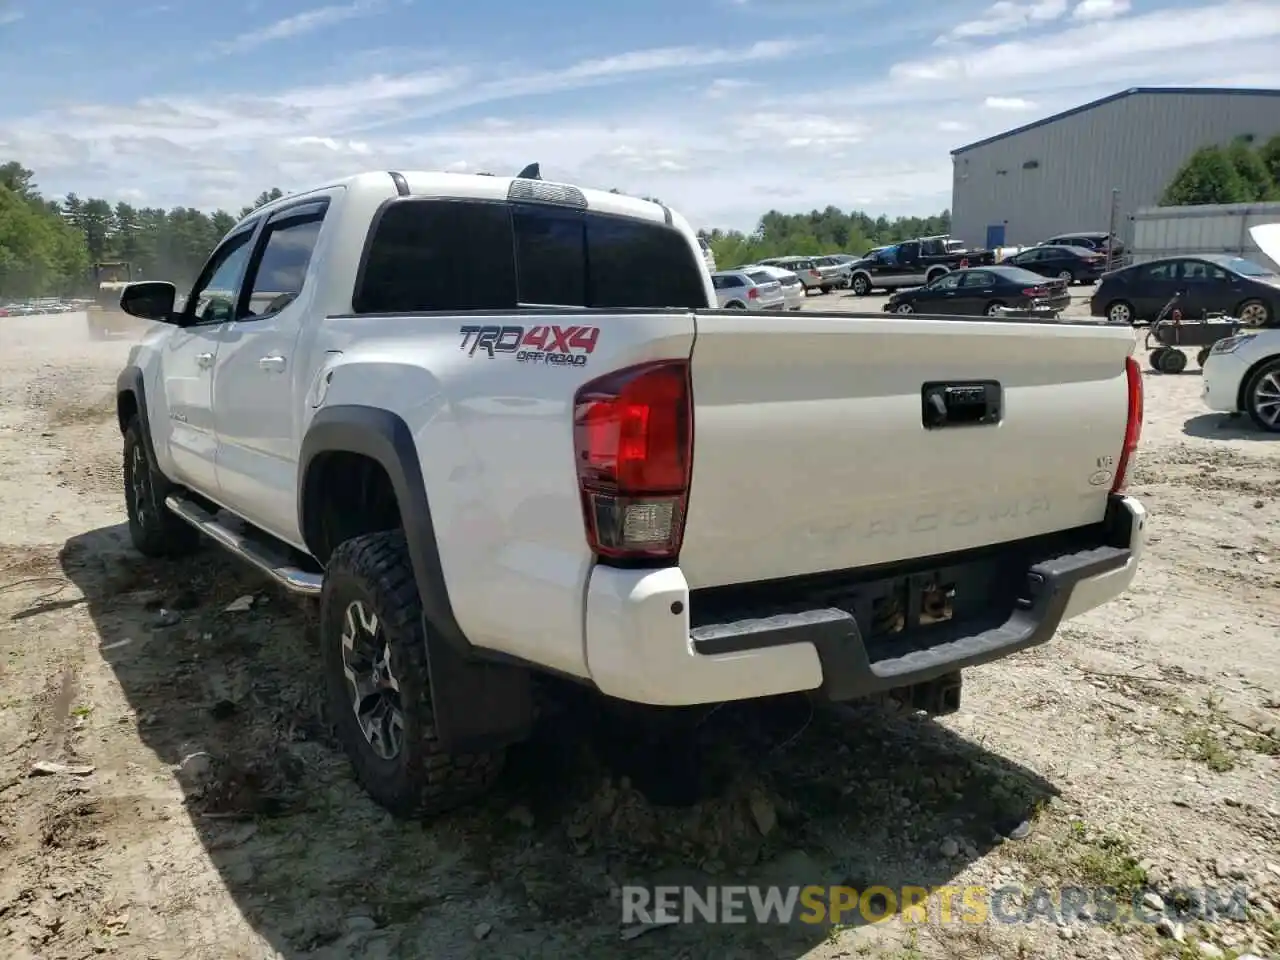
711,269,787,311
741,263,806,310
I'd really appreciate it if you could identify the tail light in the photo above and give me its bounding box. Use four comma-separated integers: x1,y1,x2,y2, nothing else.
748,287,759,299
1022,286,1048,297
1111,356,1143,494
573,360,693,563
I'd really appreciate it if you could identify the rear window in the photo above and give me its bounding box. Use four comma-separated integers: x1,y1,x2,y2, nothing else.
353,198,708,313
746,270,774,284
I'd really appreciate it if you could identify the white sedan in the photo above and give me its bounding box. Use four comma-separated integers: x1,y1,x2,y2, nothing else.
1202,329,1280,431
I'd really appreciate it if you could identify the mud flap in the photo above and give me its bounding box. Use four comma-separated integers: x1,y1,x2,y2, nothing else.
423,618,534,754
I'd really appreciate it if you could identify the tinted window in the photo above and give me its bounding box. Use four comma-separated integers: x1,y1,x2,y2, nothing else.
242,214,324,318
586,213,707,308
746,270,774,284
930,273,962,289
512,206,584,306
355,200,708,313
186,230,256,324
355,200,516,313
1210,255,1273,277
993,266,1048,286
960,271,996,287
1141,261,1177,282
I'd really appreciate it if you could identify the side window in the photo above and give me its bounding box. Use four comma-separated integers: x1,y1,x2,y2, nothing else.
585,213,708,308
185,230,256,325
241,211,325,319
898,242,920,261
932,273,963,289
960,271,994,287
354,200,516,313
723,274,745,287
1141,261,1176,282
712,275,728,290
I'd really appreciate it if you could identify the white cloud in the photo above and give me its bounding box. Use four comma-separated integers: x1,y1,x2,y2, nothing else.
938,0,1068,42
0,5,22,26
705,78,758,98
4,2,1280,233
217,1,381,54
984,95,1036,109
1072,0,1131,19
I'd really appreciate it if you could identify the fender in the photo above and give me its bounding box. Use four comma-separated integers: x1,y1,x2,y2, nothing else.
116,366,161,470
298,404,532,753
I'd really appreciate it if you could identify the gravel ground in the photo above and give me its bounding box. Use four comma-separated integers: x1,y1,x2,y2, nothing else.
0,310,1277,960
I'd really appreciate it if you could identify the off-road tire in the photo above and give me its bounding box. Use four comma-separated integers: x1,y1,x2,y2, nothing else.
321,530,504,818
123,416,200,558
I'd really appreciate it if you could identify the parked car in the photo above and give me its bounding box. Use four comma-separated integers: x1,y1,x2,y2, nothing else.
1090,254,1279,326
883,265,1071,317
711,269,787,310
698,236,716,272
1001,244,1108,284
742,263,806,310
848,235,996,296
1041,231,1125,260
759,256,829,293
1200,224,1280,430
815,255,853,288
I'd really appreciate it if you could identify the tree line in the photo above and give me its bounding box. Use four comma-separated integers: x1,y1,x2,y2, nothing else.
0,161,285,300
703,208,951,269
1160,134,1280,206
1,158,950,300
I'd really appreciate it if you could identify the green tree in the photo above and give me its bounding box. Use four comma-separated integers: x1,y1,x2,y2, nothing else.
1162,145,1253,206
1226,138,1275,201
1257,134,1280,194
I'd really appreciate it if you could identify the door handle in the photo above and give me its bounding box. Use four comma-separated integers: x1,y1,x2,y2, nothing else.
196,352,214,369
258,355,286,372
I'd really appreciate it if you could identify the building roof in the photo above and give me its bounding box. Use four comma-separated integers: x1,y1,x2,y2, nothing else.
950,86,1280,156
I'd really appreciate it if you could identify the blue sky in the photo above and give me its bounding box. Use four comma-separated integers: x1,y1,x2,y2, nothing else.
1,0,1279,231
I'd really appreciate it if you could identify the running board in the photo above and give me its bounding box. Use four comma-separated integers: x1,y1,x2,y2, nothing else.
163,494,323,596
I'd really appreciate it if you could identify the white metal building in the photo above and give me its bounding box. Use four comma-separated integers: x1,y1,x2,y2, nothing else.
949,87,1280,251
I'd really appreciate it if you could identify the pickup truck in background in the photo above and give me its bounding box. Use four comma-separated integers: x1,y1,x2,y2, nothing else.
848,234,997,296
113,170,1147,818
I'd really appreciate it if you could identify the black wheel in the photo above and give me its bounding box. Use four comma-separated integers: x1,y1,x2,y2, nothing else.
1242,358,1280,432
1056,269,1074,284
1197,347,1212,367
1148,348,1168,371
1107,301,1134,325
820,285,832,294
725,301,746,310
1236,299,1272,328
851,274,871,296
123,416,200,558
321,530,504,817
894,302,914,314
984,301,1007,317
1157,348,1188,374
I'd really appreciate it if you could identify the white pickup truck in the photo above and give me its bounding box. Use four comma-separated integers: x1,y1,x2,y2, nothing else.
114,170,1147,818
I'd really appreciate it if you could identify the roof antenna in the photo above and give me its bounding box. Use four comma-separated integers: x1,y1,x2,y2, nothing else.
516,162,541,180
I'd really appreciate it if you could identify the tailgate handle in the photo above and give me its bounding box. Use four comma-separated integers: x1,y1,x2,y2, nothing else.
922,380,1001,429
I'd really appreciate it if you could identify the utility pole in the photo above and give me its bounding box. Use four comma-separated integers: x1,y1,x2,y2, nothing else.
1106,188,1120,270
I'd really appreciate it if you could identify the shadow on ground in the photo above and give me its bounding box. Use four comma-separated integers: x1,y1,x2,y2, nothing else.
56,524,1058,960
1182,412,1276,441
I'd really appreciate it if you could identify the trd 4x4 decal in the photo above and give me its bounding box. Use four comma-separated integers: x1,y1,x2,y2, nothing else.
458,324,600,366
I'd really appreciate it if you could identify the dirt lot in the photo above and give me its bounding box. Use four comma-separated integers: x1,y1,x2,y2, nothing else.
1,306,1277,960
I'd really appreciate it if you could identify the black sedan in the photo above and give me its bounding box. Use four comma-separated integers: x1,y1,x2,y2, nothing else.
883,266,1071,317
1001,244,1107,284
1089,254,1280,326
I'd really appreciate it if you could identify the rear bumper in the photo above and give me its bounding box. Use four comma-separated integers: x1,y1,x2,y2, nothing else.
583,495,1145,706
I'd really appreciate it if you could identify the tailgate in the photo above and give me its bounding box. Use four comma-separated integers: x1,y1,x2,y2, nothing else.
680,312,1135,589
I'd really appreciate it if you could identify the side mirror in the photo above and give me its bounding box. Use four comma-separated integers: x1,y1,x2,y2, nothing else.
119,281,178,322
